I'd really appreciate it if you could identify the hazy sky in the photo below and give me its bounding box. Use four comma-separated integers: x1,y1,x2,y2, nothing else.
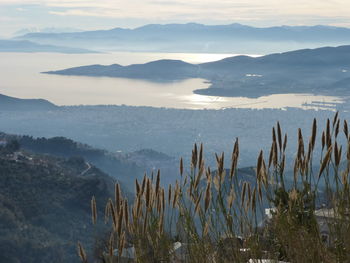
1,0,350,36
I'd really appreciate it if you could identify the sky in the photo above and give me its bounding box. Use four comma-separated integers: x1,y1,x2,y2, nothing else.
1,0,350,37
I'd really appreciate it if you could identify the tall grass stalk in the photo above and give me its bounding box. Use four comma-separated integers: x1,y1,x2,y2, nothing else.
80,113,350,263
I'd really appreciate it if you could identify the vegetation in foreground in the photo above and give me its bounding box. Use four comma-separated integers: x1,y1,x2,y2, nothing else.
80,112,350,263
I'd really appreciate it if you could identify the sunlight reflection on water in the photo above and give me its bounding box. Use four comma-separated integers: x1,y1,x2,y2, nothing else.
179,93,344,110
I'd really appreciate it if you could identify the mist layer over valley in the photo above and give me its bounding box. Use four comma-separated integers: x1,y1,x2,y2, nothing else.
1,101,347,171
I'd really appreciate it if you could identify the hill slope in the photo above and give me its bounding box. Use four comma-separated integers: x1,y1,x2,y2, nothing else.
0,145,115,263
44,59,198,81
0,133,149,190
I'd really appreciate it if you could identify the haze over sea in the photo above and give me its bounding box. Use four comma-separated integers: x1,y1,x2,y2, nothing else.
1,51,343,110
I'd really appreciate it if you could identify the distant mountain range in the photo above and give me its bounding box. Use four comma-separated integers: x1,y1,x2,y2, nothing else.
13,27,82,36
0,93,58,110
0,39,97,53
45,45,350,98
15,23,350,54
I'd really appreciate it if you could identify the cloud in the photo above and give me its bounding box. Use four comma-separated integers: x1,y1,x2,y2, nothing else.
0,16,20,22
49,8,122,18
50,0,350,24
1,0,350,27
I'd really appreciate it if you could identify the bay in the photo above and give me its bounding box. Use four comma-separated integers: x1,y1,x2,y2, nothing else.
0,52,343,110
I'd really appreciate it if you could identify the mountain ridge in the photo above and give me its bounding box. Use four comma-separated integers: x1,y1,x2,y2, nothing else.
19,23,350,38
0,93,58,111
